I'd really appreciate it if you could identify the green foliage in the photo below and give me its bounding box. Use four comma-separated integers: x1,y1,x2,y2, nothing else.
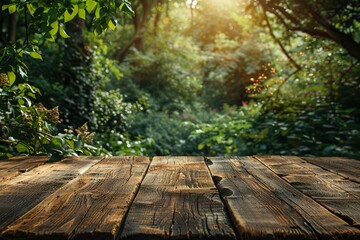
27,25,151,157
0,83,100,160
191,101,360,158
248,0,360,62
190,0,271,107
91,90,148,155
2,0,359,160
92,90,135,133
0,0,133,159
128,111,199,156
191,35,360,158
95,131,153,156
116,35,203,113
200,33,270,107
2,0,133,39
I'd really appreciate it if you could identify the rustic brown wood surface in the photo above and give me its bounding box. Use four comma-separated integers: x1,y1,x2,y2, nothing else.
206,156,318,239
0,155,359,240
207,156,360,240
120,156,236,240
255,156,360,228
0,156,48,187
303,157,360,183
2,156,149,240
0,156,103,232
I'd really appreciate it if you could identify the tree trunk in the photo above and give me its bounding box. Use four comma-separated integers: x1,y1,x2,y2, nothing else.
7,13,17,43
153,0,163,36
260,0,360,62
323,27,360,63
114,0,156,62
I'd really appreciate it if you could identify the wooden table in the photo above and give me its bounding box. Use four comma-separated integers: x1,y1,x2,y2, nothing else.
0,156,359,240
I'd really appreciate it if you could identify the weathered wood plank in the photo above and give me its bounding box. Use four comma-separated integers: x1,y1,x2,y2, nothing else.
120,156,236,240
0,156,103,232
255,156,360,199
1,156,149,240
255,156,360,228
207,156,317,240
0,156,48,186
302,157,360,183
316,199,360,229
243,156,360,238
208,156,360,239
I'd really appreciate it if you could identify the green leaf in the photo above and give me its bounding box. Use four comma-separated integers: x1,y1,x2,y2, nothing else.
46,35,55,42
18,66,28,79
23,96,32,107
78,8,86,19
28,92,36,99
8,4,17,14
15,142,30,153
30,52,43,60
18,83,24,91
59,26,70,38
26,4,36,15
18,98,24,105
49,21,59,36
51,137,63,147
78,2,86,9
95,6,101,19
7,72,16,86
86,0,97,13
119,2,134,15
108,20,116,30
65,139,75,149
198,142,205,150
2,4,11,11
64,5,79,23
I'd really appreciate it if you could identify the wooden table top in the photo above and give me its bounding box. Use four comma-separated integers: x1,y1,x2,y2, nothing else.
0,156,359,240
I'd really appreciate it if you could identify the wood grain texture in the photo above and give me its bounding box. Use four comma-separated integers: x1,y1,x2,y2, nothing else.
302,157,360,183
208,156,360,240
242,156,360,239
255,156,360,199
120,156,236,240
316,199,360,229
0,156,48,187
1,156,149,240
255,156,360,228
207,156,317,240
0,156,103,232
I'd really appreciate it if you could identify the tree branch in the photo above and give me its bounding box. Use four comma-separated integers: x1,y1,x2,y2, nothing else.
261,0,360,62
261,4,301,70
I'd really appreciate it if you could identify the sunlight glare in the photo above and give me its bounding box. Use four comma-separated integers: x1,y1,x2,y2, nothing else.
186,0,198,8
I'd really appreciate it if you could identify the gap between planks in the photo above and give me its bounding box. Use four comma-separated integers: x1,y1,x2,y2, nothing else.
254,155,360,229
120,156,236,240
206,156,360,240
1,156,150,240
1,156,359,240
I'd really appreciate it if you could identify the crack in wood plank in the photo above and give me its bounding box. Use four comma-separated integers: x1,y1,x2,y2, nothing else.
255,155,360,230
120,156,236,240
0,157,104,233
1,156,149,240
207,156,360,240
